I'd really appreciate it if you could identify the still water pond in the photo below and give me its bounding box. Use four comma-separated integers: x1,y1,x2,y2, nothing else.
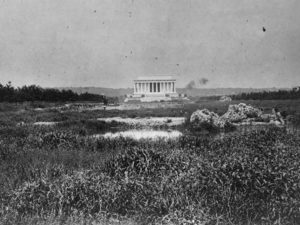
93,129,183,140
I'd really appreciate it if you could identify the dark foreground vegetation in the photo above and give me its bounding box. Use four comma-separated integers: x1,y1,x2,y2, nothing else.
0,82,108,103
0,123,299,224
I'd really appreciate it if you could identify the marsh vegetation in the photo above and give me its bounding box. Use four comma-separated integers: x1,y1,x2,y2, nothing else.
0,100,299,225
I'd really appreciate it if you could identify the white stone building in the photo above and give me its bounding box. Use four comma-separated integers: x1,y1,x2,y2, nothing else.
125,76,180,102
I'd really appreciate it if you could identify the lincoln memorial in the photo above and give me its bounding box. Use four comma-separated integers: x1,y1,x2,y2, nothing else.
125,76,181,102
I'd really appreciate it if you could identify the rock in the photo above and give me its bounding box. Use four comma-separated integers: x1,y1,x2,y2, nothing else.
272,108,285,125
219,96,232,102
259,114,275,123
270,120,282,126
215,117,234,129
221,103,263,123
190,109,234,130
220,103,285,126
190,109,219,124
16,121,26,126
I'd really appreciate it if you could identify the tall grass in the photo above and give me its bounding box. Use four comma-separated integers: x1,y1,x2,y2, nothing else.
1,126,300,224
1,101,300,224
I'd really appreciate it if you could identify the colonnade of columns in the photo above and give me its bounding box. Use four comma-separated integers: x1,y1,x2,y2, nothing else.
134,81,175,94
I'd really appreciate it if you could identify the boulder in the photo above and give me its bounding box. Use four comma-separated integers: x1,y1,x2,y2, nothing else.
221,103,263,123
259,114,275,123
257,109,285,125
16,121,26,126
214,117,234,129
190,109,219,123
219,96,232,102
272,108,285,125
190,109,234,130
269,120,282,126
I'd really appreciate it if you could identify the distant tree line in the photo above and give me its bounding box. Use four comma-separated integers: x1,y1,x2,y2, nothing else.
231,88,300,100
196,96,220,101
194,87,300,102
0,82,108,103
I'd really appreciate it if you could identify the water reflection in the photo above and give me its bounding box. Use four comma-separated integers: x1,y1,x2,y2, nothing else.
93,129,183,140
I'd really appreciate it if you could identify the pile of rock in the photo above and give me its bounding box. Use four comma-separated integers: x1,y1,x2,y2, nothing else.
219,96,232,102
190,109,233,130
268,108,285,125
220,103,263,123
190,109,219,125
190,103,285,131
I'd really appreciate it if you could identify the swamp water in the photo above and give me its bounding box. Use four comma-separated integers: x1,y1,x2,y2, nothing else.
93,129,183,140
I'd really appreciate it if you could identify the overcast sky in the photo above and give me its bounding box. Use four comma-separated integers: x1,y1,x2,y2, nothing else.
0,0,299,88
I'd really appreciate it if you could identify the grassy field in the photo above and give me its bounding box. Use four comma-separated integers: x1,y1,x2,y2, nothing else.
1,99,300,124
0,100,300,224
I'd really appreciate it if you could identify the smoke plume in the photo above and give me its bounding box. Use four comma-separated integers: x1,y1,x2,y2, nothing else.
199,78,209,85
185,80,196,90
185,78,209,89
